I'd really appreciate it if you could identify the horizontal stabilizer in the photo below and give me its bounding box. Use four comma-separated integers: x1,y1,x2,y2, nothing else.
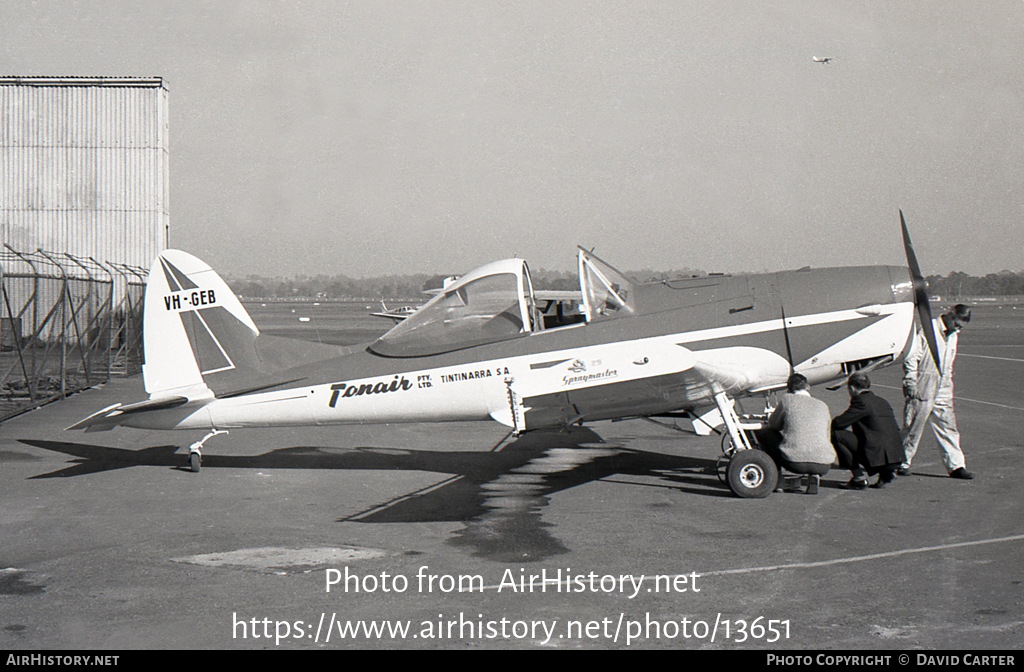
65,396,190,432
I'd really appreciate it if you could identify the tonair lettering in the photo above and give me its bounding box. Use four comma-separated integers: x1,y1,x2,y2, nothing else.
163,289,217,311
563,369,618,387
328,376,413,407
440,366,510,384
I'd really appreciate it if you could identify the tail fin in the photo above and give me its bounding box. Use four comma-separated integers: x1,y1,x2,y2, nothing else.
67,250,342,432
143,250,260,399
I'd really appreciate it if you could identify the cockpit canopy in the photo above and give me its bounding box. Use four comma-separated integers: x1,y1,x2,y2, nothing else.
368,259,539,357
577,247,635,321
368,249,636,358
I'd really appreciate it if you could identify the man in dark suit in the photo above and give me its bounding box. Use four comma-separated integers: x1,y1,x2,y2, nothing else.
831,372,905,490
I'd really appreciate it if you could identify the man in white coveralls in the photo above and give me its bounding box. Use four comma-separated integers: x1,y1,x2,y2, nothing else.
900,304,974,480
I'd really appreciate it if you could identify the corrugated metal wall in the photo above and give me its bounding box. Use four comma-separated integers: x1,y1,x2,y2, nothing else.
0,77,169,268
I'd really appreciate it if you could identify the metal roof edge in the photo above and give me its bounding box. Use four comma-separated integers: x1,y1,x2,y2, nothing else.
0,76,166,88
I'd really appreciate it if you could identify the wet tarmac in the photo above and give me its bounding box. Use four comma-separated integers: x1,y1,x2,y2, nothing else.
1,303,1022,649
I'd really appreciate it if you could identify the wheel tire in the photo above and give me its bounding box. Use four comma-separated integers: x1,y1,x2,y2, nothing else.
726,449,778,498
189,452,201,473
715,453,731,483
720,429,761,483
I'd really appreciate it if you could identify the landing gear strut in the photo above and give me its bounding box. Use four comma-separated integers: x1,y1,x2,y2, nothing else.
712,392,777,498
188,429,229,473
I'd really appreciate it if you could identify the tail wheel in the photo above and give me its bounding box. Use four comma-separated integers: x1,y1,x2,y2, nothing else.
726,449,778,498
189,452,201,473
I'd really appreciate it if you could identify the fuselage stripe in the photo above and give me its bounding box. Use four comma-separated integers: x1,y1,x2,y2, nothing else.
672,305,896,346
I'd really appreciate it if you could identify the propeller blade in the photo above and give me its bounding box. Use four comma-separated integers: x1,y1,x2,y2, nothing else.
900,210,942,371
780,304,795,374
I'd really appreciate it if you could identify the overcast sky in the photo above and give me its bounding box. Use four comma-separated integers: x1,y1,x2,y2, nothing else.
2,1,1022,277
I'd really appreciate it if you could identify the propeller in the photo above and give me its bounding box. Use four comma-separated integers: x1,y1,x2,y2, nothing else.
825,211,941,392
780,304,795,375
900,209,943,371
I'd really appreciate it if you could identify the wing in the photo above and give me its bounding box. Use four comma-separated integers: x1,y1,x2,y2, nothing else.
533,290,582,302
370,311,411,322
507,341,791,432
690,346,792,395
671,347,792,435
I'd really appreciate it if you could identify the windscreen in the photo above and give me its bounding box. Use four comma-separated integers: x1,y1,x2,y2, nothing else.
578,248,636,322
369,272,525,357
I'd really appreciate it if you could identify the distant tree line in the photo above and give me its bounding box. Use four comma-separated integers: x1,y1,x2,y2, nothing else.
926,271,1024,299
225,269,1024,300
226,268,593,300
227,273,438,301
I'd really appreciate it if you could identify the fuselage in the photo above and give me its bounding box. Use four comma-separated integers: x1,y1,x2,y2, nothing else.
126,265,915,433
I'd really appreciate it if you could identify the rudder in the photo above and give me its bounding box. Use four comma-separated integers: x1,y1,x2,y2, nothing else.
143,250,260,398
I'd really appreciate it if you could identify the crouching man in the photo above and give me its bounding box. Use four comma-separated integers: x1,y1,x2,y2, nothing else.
831,373,905,490
755,374,835,494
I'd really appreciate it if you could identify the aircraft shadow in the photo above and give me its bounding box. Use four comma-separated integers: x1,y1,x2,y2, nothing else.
20,430,725,562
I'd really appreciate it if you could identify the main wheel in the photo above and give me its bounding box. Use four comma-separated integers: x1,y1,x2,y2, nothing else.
726,449,778,498
189,452,201,473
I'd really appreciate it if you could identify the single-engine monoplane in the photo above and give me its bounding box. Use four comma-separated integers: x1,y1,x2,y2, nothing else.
68,212,942,497
371,300,421,323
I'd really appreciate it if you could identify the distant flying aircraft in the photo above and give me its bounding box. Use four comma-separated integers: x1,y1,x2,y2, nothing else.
812,56,834,63
68,212,941,498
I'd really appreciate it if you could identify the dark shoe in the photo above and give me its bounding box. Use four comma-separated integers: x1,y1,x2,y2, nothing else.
950,467,974,480
842,478,869,490
896,466,911,476
870,478,890,489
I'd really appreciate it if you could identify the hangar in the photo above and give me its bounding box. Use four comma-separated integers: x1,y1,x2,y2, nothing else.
1,76,168,420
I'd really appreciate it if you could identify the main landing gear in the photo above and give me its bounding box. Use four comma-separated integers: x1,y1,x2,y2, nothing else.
712,392,777,499
725,449,777,499
187,429,229,473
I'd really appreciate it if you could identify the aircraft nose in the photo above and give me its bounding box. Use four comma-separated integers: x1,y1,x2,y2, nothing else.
890,266,914,304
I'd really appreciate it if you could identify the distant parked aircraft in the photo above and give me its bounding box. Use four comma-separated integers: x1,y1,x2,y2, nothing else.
371,300,420,323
